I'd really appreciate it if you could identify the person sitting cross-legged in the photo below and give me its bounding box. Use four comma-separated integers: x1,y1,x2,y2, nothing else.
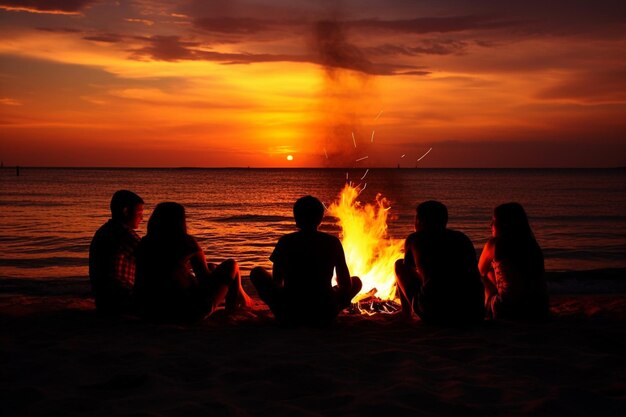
395,200,484,325
251,195,362,327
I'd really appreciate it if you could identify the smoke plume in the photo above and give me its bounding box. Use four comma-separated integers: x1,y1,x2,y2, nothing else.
312,19,379,167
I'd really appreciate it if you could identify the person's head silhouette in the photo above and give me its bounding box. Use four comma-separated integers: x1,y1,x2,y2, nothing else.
110,190,144,229
147,202,187,238
415,200,448,232
294,195,325,231
492,202,533,239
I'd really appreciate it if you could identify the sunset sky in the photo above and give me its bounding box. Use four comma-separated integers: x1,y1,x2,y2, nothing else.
1,0,625,167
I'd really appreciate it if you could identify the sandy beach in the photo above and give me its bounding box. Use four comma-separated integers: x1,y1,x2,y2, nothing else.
2,274,625,417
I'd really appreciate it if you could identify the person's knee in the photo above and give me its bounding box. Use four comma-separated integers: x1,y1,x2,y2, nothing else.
394,259,405,277
214,259,238,281
395,259,416,288
221,259,238,272
250,266,270,286
351,276,362,295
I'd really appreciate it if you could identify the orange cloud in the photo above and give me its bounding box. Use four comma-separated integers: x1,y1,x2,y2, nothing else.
0,0,97,15
0,97,22,106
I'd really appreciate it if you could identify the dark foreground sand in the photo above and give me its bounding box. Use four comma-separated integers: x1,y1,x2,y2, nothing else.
2,281,625,417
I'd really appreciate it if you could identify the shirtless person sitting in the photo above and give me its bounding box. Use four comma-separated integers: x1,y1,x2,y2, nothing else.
251,195,362,326
394,200,484,325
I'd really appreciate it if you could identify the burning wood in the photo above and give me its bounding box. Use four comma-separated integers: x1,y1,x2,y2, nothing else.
348,298,402,316
347,288,401,315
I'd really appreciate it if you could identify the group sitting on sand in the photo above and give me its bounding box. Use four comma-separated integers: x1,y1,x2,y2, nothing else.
89,190,549,325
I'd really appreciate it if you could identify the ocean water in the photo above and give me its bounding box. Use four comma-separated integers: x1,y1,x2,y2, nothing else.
1,168,625,284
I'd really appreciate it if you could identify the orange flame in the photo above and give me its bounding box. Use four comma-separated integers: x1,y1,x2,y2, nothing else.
328,184,404,302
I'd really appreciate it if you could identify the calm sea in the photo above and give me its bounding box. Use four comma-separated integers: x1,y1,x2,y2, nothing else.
1,168,625,285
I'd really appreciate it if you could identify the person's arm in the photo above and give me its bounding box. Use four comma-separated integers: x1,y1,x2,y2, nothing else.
478,239,495,277
478,239,497,296
189,239,211,284
272,261,285,286
403,235,416,269
113,251,135,291
270,238,286,286
111,230,141,291
335,241,351,291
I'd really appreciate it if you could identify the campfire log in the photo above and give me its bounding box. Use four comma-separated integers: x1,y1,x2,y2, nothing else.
347,297,402,315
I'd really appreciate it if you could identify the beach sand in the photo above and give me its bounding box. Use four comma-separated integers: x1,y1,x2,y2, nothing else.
2,279,625,417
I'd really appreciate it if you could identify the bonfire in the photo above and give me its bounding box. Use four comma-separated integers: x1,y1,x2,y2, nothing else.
328,184,404,315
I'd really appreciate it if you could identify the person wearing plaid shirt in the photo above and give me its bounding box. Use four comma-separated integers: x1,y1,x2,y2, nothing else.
89,190,144,315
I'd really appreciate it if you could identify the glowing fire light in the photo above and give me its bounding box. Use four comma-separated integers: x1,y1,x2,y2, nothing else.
328,184,404,303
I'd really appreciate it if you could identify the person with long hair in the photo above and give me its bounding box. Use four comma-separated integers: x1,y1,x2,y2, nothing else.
134,202,251,322
478,202,549,320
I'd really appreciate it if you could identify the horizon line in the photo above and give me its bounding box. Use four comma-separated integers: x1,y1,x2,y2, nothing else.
2,165,625,170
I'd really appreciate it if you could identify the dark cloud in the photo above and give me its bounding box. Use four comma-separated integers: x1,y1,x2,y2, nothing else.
129,33,424,76
313,20,373,75
36,27,82,34
410,39,469,55
464,1,626,38
361,1,626,38
367,39,469,57
0,0,97,13
36,27,123,44
310,20,427,76
83,34,123,43
349,15,521,34
194,17,273,34
129,35,307,64
398,70,431,76
184,1,626,44
131,36,201,61
189,12,488,74
190,15,517,41
192,17,402,74
365,44,414,57
191,16,305,45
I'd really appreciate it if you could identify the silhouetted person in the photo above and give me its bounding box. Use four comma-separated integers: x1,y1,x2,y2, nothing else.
479,202,549,321
251,195,362,327
134,202,251,323
89,190,144,315
395,201,484,325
